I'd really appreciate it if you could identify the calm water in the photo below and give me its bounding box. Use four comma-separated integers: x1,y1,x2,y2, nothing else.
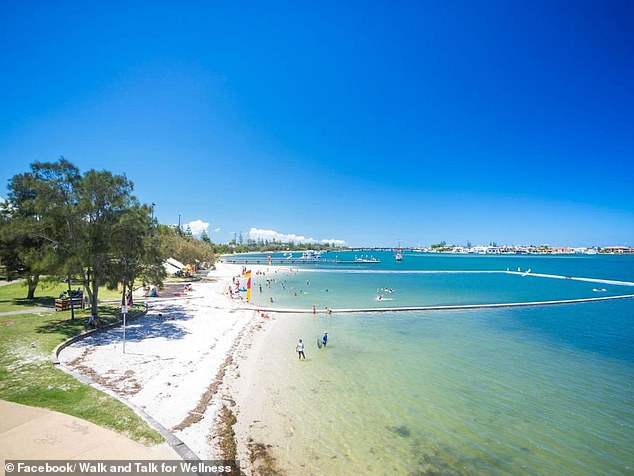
236,253,634,475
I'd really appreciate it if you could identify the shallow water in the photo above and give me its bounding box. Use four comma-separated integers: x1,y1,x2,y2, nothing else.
249,268,631,311
237,253,634,475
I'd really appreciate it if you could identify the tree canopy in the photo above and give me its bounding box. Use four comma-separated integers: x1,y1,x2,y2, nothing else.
0,158,169,316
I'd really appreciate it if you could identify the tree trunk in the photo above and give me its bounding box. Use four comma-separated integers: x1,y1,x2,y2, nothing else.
67,276,75,321
89,275,99,318
26,275,39,300
82,268,96,317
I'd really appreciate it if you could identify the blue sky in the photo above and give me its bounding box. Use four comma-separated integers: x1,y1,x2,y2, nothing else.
1,1,632,247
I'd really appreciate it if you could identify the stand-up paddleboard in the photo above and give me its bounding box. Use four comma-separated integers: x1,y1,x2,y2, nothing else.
317,339,322,349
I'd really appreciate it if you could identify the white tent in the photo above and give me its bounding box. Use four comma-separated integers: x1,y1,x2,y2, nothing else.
166,257,186,269
163,257,186,275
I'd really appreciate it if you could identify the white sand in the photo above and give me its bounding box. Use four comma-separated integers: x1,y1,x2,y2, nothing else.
58,263,279,459
222,313,294,474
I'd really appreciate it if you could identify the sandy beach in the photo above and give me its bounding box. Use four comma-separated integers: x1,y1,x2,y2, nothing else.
58,262,281,470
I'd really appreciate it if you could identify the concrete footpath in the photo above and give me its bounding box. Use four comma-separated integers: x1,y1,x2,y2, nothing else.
0,400,179,472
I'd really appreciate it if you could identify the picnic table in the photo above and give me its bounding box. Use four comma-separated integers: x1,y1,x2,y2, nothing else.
54,297,85,311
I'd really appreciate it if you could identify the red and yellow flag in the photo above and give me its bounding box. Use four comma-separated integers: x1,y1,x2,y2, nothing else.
245,270,252,302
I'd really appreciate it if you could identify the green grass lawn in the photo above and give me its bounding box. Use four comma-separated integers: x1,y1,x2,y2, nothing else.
0,280,134,313
0,286,163,444
0,281,58,313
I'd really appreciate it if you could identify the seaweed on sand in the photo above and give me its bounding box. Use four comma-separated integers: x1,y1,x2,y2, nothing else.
247,438,284,476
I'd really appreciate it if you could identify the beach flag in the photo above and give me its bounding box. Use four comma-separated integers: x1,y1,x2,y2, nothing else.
245,270,252,302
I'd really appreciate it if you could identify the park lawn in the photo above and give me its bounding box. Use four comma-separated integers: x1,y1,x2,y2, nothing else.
0,303,162,444
0,280,60,313
0,280,131,313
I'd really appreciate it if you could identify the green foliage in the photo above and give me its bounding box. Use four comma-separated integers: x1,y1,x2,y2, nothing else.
430,241,449,251
156,225,215,267
222,238,337,254
1,158,165,315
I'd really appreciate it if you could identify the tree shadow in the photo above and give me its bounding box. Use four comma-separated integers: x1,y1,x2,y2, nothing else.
34,306,129,339
58,303,193,347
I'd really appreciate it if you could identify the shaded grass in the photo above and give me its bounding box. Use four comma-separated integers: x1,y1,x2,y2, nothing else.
0,296,162,444
0,281,59,313
0,276,203,313
0,280,126,313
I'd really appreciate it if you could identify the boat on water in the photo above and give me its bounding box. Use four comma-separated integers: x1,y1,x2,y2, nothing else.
301,250,321,261
355,255,380,263
395,241,403,261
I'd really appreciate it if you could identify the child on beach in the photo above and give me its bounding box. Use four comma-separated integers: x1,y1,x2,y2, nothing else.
296,339,306,359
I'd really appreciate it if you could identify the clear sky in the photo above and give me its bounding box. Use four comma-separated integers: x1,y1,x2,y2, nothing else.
1,1,632,247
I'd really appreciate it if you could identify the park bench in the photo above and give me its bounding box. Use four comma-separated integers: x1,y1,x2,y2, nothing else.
54,297,85,311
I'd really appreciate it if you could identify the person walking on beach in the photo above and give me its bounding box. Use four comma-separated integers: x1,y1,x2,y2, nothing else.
296,339,306,360
322,332,328,347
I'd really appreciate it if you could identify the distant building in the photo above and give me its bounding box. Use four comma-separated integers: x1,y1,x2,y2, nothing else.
601,246,632,254
549,247,575,254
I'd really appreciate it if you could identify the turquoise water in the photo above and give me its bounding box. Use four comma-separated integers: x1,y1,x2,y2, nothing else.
246,252,634,311
236,253,634,475
249,269,631,310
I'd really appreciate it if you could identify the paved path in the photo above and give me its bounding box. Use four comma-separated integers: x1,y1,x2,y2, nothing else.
0,280,22,288
0,308,54,317
0,400,179,469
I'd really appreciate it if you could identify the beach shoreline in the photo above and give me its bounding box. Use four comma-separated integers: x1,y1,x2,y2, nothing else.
57,262,283,467
217,299,289,475
211,263,293,474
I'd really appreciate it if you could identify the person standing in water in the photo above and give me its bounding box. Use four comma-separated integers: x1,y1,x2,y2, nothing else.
296,339,306,359
322,332,328,347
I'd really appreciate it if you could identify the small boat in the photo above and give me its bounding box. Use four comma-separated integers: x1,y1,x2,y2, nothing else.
301,250,321,261
395,241,403,261
355,255,380,263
